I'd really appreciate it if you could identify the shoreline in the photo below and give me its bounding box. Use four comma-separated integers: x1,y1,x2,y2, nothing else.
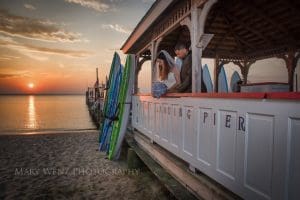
0,128,98,136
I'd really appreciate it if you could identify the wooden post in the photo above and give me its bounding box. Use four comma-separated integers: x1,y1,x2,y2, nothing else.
191,2,202,93
278,51,299,92
151,40,156,85
127,148,144,170
133,55,140,94
213,56,220,92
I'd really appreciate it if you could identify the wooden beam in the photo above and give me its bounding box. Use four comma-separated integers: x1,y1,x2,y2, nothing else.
222,9,272,46
205,4,220,31
240,0,296,44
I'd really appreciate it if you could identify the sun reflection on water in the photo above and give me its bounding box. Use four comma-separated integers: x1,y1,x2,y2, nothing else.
26,95,37,129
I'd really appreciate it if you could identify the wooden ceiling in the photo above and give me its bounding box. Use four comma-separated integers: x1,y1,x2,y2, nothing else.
203,0,300,60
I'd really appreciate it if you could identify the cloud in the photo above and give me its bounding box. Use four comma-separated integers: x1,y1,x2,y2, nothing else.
24,3,36,10
0,9,82,42
0,38,93,59
65,0,109,12
102,24,131,34
0,55,20,60
0,71,30,79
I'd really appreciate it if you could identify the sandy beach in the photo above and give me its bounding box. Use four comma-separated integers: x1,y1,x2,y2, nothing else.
0,131,172,199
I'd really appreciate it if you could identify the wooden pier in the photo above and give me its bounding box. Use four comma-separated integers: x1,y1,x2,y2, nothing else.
119,0,300,199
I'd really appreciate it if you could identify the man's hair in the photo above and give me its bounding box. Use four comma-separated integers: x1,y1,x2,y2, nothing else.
157,51,167,61
174,42,189,50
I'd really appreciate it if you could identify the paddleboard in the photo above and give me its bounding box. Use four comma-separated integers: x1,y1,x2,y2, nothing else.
202,64,213,92
99,53,123,152
108,54,135,160
218,65,228,93
230,71,242,92
102,53,118,121
99,52,118,143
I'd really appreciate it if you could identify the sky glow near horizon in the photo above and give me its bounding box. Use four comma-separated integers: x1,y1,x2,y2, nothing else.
0,0,299,94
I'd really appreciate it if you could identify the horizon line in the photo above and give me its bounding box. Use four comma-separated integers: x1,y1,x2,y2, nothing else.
0,93,85,95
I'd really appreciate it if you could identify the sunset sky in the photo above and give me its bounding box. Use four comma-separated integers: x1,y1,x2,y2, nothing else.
0,0,154,94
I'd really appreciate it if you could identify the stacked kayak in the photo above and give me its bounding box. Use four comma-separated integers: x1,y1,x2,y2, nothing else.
99,52,123,152
108,55,134,160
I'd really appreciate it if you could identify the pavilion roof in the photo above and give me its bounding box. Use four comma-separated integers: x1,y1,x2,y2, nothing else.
121,0,300,60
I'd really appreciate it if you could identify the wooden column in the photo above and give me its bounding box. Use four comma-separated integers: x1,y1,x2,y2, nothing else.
213,56,221,92
278,51,300,92
192,0,218,92
133,55,140,94
191,1,202,93
151,40,156,84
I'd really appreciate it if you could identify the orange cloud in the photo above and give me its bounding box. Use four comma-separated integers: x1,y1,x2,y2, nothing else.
0,38,93,58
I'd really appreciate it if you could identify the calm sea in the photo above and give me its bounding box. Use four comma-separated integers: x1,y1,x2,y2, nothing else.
0,95,96,135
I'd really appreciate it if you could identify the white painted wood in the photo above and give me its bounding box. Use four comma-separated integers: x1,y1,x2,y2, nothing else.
170,104,182,156
148,102,155,136
245,113,274,199
216,111,237,181
150,41,155,84
287,118,300,200
197,108,213,168
182,105,197,163
131,95,300,200
154,102,161,141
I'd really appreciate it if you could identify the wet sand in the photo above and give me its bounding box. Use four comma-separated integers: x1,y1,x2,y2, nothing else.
0,131,172,199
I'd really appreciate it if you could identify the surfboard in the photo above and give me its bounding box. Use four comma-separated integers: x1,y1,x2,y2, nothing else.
99,53,123,152
108,54,135,160
218,65,228,93
230,71,242,92
99,52,118,144
202,64,213,92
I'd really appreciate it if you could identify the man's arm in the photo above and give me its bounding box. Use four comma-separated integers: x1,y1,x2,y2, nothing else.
175,66,192,92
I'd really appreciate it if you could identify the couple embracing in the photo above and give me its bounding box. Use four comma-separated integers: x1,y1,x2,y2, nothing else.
156,42,192,93
156,42,206,95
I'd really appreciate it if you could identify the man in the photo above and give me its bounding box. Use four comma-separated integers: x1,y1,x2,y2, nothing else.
173,42,207,93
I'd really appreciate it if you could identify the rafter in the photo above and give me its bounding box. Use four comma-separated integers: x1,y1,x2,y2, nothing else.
222,9,272,46
221,11,256,51
240,0,296,45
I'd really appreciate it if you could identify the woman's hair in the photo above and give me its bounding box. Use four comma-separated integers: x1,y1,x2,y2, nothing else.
156,52,170,81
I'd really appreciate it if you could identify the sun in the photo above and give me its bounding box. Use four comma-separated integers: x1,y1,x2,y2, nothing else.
28,83,34,89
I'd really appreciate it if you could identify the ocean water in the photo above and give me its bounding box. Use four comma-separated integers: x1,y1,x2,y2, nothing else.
0,95,96,135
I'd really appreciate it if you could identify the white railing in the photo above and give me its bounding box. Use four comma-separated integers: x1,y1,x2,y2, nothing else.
132,94,300,200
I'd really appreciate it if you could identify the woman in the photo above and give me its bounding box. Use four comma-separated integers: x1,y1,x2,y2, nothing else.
156,50,181,91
